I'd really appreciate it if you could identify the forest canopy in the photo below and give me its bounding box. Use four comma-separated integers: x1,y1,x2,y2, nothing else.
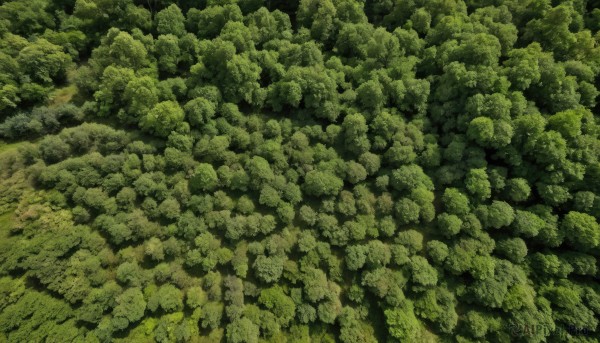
1,0,600,342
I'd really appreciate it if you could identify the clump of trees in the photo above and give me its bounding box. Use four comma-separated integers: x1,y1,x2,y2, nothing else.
0,0,600,342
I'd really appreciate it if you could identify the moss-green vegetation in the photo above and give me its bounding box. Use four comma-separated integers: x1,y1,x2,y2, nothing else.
0,212,12,236
0,141,25,156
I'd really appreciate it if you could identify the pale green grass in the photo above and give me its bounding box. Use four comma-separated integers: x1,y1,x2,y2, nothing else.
0,211,13,239
0,140,27,156
48,85,77,108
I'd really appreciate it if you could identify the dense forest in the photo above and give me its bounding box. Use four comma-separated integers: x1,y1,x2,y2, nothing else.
0,0,600,342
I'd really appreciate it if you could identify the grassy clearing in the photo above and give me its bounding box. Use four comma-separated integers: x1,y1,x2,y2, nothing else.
48,85,77,108
0,211,13,239
0,141,32,223
0,140,28,156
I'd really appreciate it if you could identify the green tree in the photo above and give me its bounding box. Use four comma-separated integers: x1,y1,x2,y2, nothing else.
345,161,368,184
426,241,449,266
303,170,344,197
139,101,185,137
391,165,434,192
384,300,420,342
0,0,54,36
359,152,381,175
547,109,583,140
410,256,438,288
18,39,71,84
512,210,545,237
437,213,462,237
148,284,183,313
145,237,164,261
467,117,494,147
246,156,274,188
478,201,515,229
496,238,528,263
155,4,186,37
39,135,70,163
342,113,369,155
101,30,149,70
226,317,259,343
190,163,219,192
156,34,181,74
505,178,531,202
442,188,470,215
200,301,224,329
464,311,489,338
184,97,216,127
112,288,146,330
253,255,284,284
124,76,159,120
465,168,492,201
562,211,600,250
395,198,421,225
357,80,385,110
259,286,296,327
186,3,243,39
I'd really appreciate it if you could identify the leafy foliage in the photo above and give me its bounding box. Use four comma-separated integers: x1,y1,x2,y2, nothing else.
0,0,599,342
